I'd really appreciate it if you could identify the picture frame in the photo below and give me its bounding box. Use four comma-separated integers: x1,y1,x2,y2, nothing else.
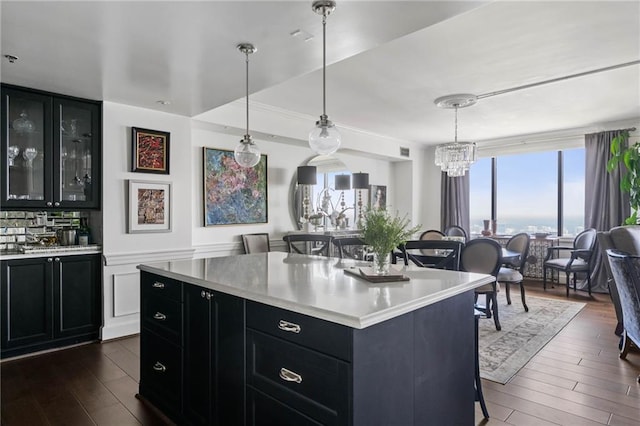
203,147,268,226
128,180,172,233
370,184,387,210
131,127,170,174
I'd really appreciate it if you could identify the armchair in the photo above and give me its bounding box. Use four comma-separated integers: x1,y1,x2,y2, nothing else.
606,249,640,383
543,228,597,296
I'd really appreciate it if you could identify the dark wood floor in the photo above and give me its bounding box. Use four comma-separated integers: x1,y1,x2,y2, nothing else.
1,280,638,425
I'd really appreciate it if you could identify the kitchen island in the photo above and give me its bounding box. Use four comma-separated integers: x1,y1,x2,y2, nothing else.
138,252,494,425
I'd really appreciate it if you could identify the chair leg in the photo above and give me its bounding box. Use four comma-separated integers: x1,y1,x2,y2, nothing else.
543,267,547,290
587,272,592,296
566,272,570,297
505,282,512,305
474,314,489,419
491,292,501,331
485,294,492,319
519,281,528,312
620,330,631,359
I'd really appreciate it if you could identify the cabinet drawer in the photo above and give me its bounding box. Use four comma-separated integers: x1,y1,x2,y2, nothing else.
247,387,323,426
246,301,351,361
247,330,349,425
140,330,182,417
142,293,182,345
141,272,182,302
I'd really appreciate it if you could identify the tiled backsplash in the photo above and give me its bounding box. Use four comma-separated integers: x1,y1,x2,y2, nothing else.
0,211,87,251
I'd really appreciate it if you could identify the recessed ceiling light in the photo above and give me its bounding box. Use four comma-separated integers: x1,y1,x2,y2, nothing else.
156,100,171,105
290,29,313,42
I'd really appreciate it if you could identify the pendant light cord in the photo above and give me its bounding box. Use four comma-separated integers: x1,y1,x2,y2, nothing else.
245,50,250,136
322,12,327,116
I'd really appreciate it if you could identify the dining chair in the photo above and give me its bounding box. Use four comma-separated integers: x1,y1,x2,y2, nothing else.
461,238,503,331
543,228,597,296
497,232,531,312
606,249,640,383
332,237,371,260
443,225,468,242
241,233,270,254
399,239,464,270
282,234,333,257
418,229,445,257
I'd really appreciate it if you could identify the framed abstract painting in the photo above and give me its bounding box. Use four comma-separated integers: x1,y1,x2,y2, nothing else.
128,180,172,233
203,147,268,226
132,127,170,174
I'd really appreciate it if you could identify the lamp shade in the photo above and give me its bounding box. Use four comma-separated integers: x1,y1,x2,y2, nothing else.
352,172,369,189
335,174,351,190
297,166,317,185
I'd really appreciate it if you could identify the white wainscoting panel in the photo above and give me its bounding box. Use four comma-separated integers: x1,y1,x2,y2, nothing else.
113,272,140,317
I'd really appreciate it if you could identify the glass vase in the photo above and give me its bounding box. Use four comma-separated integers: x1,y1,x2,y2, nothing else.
372,252,391,275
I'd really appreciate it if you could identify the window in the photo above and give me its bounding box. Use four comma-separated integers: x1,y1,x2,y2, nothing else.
469,148,585,237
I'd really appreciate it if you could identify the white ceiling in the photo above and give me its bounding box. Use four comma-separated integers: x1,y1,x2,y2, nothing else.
2,1,639,147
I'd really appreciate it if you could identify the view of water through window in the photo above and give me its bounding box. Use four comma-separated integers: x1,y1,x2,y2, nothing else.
469,148,585,236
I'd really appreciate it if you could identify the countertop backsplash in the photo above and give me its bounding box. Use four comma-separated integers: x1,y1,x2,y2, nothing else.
0,211,91,252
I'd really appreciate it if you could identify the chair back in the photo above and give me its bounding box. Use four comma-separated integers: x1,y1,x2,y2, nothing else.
573,228,597,260
443,225,468,242
419,229,445,241
461,238,502,277
400,240,463,270
606,249,640,345
283,234,333,256
332,237,369,260
241,233,270,254
505,232,530,272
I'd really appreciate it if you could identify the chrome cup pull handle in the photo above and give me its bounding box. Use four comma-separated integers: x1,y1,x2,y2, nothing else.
152,282,165,289
278,320,301,334
279,367,302,384
153,362,166,372
153,312,166,321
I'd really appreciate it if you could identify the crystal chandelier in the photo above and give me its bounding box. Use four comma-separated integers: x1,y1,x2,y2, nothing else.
434,94,478,177
309,0,341,156
234,43,261,168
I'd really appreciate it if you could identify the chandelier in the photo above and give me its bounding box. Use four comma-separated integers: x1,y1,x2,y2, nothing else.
434,94,477,177
233,43,261,168
308,0,341,156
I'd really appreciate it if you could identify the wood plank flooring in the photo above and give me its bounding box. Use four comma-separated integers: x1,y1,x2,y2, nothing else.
1,280,638,425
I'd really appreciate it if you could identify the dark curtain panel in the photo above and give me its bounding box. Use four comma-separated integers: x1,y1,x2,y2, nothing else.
440,172,470,236
583,130,629,292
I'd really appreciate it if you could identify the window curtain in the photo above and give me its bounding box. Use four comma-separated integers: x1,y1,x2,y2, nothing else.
441,172,470,235
583,130,629,293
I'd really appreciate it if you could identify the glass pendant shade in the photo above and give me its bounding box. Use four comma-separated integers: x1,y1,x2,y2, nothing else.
234,135,260,168
309,116,341,155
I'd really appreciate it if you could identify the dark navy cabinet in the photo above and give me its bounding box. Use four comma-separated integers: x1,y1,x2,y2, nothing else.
0,254,101,358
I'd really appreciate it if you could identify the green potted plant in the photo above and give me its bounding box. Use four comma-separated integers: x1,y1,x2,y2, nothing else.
362,208,420,274
607,130,639,224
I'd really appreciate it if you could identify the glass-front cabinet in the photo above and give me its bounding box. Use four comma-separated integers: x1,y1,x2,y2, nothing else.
1,84,101,209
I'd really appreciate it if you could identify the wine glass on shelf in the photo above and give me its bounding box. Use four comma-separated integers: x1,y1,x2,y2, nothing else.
7,145,20,166
22,147,37,167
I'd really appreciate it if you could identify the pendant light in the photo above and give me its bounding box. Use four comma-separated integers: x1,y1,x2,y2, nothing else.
234,43,261,168
309,0,341,156
434,94,477,177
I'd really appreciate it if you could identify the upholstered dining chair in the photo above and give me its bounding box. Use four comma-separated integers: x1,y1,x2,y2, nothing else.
283,234,333,257
418,229,445,257
497,233,531,312
460,238,502,330
399,240,464,270
332,237,371,260
443,225,468,242
461,238,503,331
241,233,270,254
543,228,597,296
606,249,640,383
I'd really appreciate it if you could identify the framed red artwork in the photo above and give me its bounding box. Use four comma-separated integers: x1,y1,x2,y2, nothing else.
132,127,170,174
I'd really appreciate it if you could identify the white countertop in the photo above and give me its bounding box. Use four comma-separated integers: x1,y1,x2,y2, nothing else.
0,245,103,260
138,252,494,329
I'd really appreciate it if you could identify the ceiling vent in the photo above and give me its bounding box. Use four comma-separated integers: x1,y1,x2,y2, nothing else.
400,147,410,157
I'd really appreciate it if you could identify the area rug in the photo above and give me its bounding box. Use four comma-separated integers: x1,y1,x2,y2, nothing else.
478,292,586,384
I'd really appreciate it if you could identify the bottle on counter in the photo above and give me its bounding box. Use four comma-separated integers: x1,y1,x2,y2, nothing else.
77,217,91,246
